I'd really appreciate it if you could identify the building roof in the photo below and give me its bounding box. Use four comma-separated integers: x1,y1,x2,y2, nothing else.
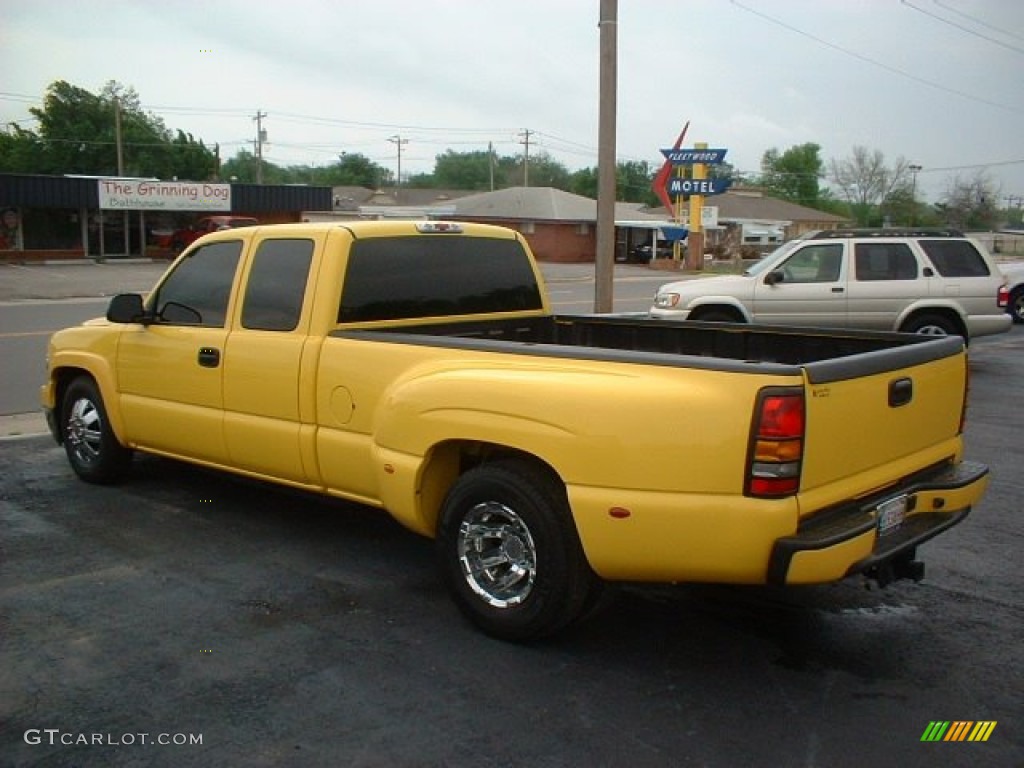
444,186,667,223
703,188,848,224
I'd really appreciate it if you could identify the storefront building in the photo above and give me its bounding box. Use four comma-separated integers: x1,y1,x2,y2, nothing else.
0,173,332,261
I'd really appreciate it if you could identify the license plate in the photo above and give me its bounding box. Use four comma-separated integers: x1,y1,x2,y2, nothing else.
876,495,908,535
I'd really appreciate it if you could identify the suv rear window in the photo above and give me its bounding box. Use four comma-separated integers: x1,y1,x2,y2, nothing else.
919,239,991,277
339,236,543,322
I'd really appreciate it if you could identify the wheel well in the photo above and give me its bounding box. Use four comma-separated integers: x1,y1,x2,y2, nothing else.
900,308,966,337
417,440,563,536
689,304,745,322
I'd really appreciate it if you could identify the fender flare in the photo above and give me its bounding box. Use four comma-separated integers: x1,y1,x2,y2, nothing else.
48,352,125,445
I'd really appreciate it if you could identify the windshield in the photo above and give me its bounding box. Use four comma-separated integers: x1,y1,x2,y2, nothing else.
743,240,801,277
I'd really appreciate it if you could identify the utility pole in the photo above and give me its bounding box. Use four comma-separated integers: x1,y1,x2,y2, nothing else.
114,96,129,256
389,135,408,202
518,129,533,187
908,164,922,225
253,111,267,184
595,0,617,312
488,141,495,191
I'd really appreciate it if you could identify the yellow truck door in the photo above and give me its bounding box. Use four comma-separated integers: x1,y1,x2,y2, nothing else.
221,235,320,485
116,240,243,463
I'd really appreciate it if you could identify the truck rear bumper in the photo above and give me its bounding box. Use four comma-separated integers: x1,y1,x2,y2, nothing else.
767,460,989,585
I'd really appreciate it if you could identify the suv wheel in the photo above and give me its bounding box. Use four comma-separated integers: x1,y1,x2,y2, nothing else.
1009,286,1024,324
901,313,959,338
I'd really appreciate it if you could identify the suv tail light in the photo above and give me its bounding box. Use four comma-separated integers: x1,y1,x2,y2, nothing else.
746,388,804,498
997,284,1009,308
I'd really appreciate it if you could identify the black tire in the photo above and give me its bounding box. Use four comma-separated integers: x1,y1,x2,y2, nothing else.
61,376,132,484
436,459,599,641
692,309,739,323
900,313,959,338
1009,287,1024,324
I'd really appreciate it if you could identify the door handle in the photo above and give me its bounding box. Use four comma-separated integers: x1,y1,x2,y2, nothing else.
197,347,221,368
831,287,845,293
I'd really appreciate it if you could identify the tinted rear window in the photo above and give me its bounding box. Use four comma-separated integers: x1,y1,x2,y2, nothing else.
339,235,543,322
919,239,991,277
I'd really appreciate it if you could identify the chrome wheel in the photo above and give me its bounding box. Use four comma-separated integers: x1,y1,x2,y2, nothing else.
914,323,949,336
457,501,537,608
66,395,103,467
60,377,132,484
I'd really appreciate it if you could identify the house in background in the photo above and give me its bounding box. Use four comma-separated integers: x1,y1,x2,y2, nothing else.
308,183,849,264
435,186,668,263
695,187,849,256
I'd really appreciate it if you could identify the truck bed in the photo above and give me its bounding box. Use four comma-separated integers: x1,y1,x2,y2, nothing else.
339,314,963,384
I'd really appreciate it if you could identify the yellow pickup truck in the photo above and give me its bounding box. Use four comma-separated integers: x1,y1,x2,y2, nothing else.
42,221,990,640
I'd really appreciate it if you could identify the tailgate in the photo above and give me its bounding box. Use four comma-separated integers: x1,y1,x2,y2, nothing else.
798,337,966,516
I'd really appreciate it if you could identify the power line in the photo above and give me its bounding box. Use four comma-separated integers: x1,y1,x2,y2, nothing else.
934,0,1024,43
730,0,1024,114
902,0,1024,56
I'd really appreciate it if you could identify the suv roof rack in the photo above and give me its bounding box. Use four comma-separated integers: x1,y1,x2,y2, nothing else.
806,228,965,239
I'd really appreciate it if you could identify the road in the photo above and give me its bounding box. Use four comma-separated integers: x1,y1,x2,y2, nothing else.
1,262,1021,766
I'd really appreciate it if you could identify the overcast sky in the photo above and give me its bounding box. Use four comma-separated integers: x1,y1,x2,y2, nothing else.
2,0,1022,203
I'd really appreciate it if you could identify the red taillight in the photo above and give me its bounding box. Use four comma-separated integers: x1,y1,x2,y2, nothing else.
747,389,805,498
997,284,1009,308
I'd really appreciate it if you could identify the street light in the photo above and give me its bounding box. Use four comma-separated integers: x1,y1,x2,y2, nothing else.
909,164,922,226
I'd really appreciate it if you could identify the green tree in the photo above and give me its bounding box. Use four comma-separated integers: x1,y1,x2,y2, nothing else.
432,149,497,190
570,161,658,204
220,148,286,184
569,166,598,198
325,152,387,187
519,151,571,189
0,80,217,180
760,143,824,206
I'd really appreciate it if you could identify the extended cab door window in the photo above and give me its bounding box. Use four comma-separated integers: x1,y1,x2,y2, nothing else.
753,243,846,327
152,241,243,326
240,239,314,331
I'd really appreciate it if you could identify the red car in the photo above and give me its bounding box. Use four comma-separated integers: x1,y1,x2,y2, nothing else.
167,216,258,251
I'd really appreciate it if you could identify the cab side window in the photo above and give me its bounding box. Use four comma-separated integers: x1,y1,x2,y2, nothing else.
779,244,843,283
153,241,242,326
854,243,919,281
241,239,314,332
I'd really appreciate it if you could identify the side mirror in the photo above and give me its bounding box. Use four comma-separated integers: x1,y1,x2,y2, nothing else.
764,270,784,286
106,293,150,324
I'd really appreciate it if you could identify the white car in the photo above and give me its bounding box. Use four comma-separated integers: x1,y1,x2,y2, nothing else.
651,228,1012,340
1001,261,1024,324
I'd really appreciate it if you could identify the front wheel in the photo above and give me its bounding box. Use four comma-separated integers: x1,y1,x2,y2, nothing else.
436,459,599,641
61,377,132,484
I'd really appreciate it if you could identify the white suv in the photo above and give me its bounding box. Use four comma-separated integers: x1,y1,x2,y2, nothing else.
651,228,1012,340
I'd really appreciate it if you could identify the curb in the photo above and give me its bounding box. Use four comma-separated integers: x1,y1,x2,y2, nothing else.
0,413,49,440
